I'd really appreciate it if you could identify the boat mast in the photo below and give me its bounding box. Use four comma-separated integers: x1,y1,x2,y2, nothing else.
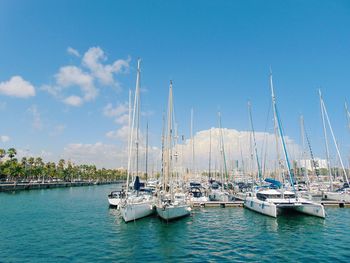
127,89,132,171
272,94,282,182
135,60,141,186
174,122,179,185
218,111,229,188
126,58,141,197
345,101,350,133
145,121,149,182
248,101,263,185
191,108,195,177
319,90,333,190
164,81,174,193
320,91,350,187
209,128,212,180
269,71,296,192
160,111,165,188
299,115,310,186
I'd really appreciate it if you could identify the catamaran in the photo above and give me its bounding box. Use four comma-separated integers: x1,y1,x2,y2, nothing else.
156,81,191,221
244,72,325,218
120,59,155,222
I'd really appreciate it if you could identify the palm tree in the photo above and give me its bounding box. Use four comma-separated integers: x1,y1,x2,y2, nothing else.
34,157,45,182
0,148,6,161
7,148,16,160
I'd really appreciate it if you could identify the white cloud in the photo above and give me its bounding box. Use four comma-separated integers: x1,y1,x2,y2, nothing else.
62,141,160,170
40,84,61,98
42,46,130,106
0,135,10,142
63,142,127,169
56,66,97,102
0,76,35,98
63,95,83,107
67,47,80,57
103,102,131,141
27,105,43,130
106,125,130,141
179,128,300,172
82,46,130,86
103,102,128,118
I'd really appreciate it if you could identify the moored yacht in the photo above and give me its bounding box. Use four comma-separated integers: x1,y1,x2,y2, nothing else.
244,188,325,218
156,192,191,221
155,81,191,221
108,190,125,208
120,192,155,222
244,72,325,219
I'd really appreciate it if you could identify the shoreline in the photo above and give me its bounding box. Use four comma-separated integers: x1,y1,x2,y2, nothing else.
0,180,124,192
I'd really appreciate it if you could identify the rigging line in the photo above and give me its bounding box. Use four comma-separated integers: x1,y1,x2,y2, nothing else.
261,99,272,176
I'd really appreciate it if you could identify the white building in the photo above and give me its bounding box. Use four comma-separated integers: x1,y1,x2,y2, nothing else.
298,159,328,170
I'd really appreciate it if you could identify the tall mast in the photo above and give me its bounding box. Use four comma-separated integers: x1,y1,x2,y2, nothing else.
218,111,228,188
126,58,141,196
127,89,132,169
164,81,174,192
209,128,212,180
248,101,263,185
174,122,179,184
299,115,310,186
191,108,195,176
145,121,149,182
345,101,350,133
319,90,333,190
161,111,165,185
320,91,349,187
271,76,282,181
135,59,141,185
269,71,296,192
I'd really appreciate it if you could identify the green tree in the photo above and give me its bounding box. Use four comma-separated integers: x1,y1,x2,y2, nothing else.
7,148,17,160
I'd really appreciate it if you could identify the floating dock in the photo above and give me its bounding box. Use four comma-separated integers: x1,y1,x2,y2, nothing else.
192,201,244,207
192,200,350,208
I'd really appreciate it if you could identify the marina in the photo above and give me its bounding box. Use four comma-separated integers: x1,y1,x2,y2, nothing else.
1,1,350,262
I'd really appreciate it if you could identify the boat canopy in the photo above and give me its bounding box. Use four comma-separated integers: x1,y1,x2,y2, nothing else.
265,178,282,188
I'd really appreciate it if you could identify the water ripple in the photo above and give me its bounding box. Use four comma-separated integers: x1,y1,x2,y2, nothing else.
1,186,350,262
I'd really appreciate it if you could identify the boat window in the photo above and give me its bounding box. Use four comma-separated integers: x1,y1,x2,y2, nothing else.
284,194,295,198
257,193,266,201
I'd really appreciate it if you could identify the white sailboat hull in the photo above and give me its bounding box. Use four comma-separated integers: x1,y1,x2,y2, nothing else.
244,197,278,217
156,204,191,221
244,197,325,218
291,202,325,218
120,199,155,223
324,191,350,202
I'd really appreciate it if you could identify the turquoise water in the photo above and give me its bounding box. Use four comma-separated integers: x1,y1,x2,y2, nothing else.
1,184,349,262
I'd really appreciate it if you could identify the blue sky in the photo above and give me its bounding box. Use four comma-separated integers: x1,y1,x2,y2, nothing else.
0,0,349,168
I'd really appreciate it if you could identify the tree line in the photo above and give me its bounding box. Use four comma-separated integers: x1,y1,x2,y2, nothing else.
0,148,127,183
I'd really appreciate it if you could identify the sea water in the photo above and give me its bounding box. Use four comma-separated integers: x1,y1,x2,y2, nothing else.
0,184,349,262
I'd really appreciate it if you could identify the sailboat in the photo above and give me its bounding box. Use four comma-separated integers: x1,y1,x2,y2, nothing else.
156,81,191,221
120,59,155,223
244,72,325,218
320,92,350,202
209,112,231,202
